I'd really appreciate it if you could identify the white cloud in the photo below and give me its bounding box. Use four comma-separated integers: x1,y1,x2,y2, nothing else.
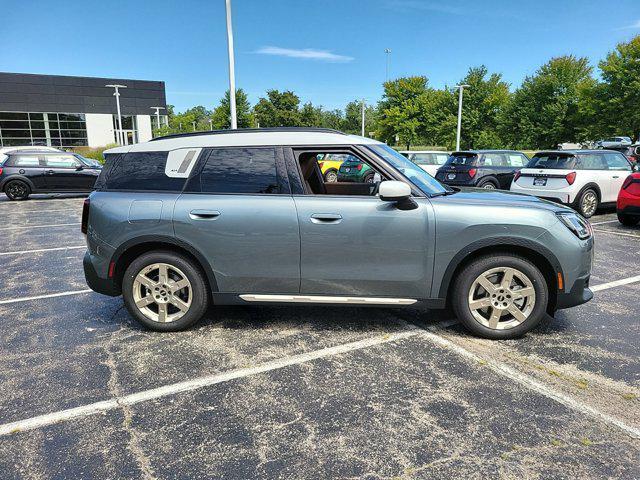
385,0,465,15
618,19,640,30
254,46,354,63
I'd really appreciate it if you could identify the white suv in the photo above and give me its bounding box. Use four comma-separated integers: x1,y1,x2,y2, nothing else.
400,150,449,177
510,150,634,218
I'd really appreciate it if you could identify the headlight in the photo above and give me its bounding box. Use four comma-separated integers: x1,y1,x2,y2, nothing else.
556,212,592,240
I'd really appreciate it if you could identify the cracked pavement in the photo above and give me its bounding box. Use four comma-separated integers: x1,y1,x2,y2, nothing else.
0,196,638,479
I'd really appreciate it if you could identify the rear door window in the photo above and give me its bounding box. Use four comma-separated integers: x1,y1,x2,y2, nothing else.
507,154,527,167
105,152,185,191
188,147,280,194
578,154,607,170
481,153,505,166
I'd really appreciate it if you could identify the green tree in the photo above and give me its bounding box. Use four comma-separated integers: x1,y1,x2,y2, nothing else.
299,102,323,127
319,109,344,130
254,90,302,127
500,56,596,149
597,35,640,141
211,89,253,129
342,100,377,136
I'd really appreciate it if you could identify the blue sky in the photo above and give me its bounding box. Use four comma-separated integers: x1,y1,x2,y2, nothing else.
2,0,640,112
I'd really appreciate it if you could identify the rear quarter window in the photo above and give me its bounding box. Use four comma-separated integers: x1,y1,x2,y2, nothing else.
104,152,186,191
8,155,41,167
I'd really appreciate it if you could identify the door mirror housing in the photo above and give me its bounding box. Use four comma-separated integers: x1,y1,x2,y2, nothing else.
379,181,417,210
633,164,640,173
75,164,84,171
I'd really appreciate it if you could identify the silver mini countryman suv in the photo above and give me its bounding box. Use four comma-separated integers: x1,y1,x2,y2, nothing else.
82,128,594,339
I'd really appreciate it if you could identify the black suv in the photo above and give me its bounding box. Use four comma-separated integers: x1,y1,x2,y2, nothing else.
435,150,529,190
0,150,101,200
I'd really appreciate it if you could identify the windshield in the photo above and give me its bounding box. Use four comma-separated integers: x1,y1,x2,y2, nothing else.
367,145,448,195
75,154,101,167
527,154,576,169
445,154,477,166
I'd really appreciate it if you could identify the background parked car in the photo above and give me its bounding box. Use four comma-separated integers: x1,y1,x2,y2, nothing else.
0,150,101,200
617,172,640,226
0,145,61,164
510,149,634,217
317,153,346,182
337,155,376,183
597,136,632,149
400,150,449,177
435,150,530,190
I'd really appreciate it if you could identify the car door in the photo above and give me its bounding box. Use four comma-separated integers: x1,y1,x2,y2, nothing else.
602,151,633,202
289,147,433,299
42,153,88,190
577,153,615,202
172,146,300,294
7,154,47,189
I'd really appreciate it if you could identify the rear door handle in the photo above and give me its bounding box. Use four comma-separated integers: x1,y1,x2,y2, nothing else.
189,209,221,220
310,213,342,224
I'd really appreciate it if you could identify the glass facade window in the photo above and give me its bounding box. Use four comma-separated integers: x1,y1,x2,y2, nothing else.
150,115,168,130
113,115,138,145
0,112,88,148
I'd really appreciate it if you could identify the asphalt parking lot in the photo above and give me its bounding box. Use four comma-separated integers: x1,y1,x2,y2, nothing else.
0,194,638,479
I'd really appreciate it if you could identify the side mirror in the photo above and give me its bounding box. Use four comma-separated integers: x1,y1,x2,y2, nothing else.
633,164,640,172
379,181,417,210
76,164,84,171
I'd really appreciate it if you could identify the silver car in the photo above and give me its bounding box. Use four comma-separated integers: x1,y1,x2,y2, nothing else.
597,136,632,149
82,128,594,339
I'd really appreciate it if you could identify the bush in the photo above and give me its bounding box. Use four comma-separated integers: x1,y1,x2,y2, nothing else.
71,144,118,164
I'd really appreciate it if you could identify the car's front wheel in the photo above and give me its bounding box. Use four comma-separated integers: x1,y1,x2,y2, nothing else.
122,250,209,331
4,180,31,200
451,255,549,339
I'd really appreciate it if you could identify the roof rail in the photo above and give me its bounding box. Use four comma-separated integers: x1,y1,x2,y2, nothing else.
149,127,347,142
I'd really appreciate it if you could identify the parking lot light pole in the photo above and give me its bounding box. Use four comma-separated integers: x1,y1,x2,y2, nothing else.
455,84,470,151
361,100,366,137
225,0,238,130
384,48,391,81
106,84,127,145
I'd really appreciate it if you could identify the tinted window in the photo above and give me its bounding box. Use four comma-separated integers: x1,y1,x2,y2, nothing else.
446,154,477,166
507,154,527,167
105,152,185,191
190,148,279,194
10,155,41,167
44,154,80,168
481,153,505,166
603,152,631,171
528,155,576,169
578,154,607,170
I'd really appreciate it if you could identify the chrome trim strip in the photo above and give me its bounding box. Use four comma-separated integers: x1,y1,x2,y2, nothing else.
238,294,417,305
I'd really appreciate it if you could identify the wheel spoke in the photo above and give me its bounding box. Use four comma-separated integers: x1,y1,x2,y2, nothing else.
158,264,169,284
135,295,154,308
488,308,502,329
170,278,189,291
157,303,168,322
512,287,535,300
136,274,156,290
478,276,498,294
169,296,190,312
501,268,515,289
469,297,491,311
508,305,527,323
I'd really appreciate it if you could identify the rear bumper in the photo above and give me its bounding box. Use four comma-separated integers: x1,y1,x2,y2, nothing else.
510,185,574,204
83,251,120,296
556,274,593,309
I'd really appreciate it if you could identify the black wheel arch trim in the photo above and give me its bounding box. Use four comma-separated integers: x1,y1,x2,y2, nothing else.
575,183,601,203
110,235,219,292
1,175,35,192
437,236,563,300
477,176,499,187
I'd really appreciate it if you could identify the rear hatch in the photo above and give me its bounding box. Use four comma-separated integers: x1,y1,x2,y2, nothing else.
435,152,478,183
338,157,365,174
514,153,577,190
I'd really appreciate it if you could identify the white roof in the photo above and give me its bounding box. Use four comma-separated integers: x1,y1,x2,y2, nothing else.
106,130,382,154
399,150,449,154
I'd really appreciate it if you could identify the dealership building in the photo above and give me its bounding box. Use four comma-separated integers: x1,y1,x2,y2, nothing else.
0,72,167,149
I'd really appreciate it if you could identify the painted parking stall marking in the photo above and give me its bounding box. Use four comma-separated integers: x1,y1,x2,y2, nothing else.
591,274,640,292
0,289,92,305
0,245,85,257
0,222,80,231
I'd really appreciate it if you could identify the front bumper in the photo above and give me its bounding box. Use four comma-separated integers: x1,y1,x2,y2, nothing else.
556,274,593,309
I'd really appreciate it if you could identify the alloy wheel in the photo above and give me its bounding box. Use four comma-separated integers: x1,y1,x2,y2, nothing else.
467,266,536,330
7,182,28,199
132,263,192,323
581,191,597,217
325,171,338,183
482,183,496,190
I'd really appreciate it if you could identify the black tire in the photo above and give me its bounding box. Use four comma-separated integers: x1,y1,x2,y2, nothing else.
617,212,640,227
451,254,549,340
324,170,338,183
122,250,209,332
363,172,375,183
477,178,498,190
4,180,31,201
574,188,599,218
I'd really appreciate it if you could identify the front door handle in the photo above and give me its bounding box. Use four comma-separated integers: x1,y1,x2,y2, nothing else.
45,170,55,175
310,213,342,224
189,209,221,220
612,175,620,179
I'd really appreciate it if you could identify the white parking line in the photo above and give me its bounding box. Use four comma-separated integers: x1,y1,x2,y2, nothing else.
4,208,81,214
590,219,619,225
0,329,421,436
0,197,85,206
594,228,640,239
0,289,92,305
591,275,640,292
0,246,85,256
0,222,80,231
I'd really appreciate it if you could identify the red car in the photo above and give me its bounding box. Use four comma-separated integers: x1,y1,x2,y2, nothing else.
617,172,640,226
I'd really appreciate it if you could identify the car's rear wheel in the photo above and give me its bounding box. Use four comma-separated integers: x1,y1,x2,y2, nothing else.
324,170,338,183
617,212,640,227
4,180,31,200
451,255,548,339
477,179,498,190
363,172,375,183
122,250,209,331
576,188,599,218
